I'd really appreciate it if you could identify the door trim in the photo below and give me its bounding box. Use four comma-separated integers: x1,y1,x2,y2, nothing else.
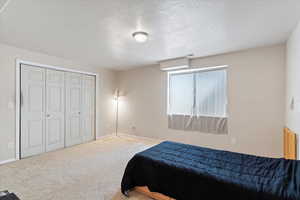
15,59,99,160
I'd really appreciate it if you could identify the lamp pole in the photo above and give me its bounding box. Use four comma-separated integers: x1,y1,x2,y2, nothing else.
115,96,119,137
115,89,119,137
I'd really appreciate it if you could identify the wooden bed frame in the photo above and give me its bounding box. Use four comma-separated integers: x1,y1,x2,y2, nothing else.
133,128,298,200
134,186,174,200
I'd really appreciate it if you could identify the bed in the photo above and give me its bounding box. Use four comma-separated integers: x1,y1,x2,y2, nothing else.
121,129,299,200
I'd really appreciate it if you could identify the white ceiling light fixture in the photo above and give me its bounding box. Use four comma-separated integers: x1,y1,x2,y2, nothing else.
132,31,149,43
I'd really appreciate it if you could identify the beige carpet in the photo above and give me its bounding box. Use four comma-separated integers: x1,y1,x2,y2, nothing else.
0,136,161,200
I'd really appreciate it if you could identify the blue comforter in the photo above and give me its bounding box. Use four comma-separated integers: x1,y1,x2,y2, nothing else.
121,141,300,200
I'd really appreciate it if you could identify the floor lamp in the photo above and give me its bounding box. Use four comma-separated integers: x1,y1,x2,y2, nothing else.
114,89,120,137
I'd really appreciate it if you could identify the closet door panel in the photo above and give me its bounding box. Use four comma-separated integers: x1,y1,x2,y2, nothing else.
82,75,95,142
70,116,81,138
21,65,46,158
65,72,82,147
45,69,65,152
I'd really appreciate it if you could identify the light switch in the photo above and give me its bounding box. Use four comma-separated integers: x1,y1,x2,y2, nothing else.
8,101,14,109
290,98,294,110
7,142,14,149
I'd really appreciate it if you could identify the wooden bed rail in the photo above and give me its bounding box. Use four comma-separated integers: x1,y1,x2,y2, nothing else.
284,127,297,160
135,187,174,200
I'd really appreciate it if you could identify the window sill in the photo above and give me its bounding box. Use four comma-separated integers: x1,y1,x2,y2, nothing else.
167,114,227,119
167,114,228,134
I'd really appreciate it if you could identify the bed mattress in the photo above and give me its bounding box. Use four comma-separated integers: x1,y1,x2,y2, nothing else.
121,141,300,200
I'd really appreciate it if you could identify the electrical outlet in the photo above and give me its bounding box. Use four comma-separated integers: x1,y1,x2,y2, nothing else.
230,137,237,145
131,126,136,132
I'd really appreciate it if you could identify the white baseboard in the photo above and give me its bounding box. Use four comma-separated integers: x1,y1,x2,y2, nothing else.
96,134,115,140
97,133,163,144
0,158,16,166
117,133,163,143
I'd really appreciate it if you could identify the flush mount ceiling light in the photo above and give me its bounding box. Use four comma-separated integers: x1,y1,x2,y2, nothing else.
132,31,148,43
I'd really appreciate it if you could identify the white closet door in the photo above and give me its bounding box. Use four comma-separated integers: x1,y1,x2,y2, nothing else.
21,65,46,158
81,75,96,142
65,72,82,147
45,69,65,152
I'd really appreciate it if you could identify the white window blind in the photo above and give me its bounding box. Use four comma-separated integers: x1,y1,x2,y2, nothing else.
169,73,194,115
168,67,228,134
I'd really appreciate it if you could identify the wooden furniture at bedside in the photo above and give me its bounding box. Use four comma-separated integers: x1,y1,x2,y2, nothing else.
284,127,297,160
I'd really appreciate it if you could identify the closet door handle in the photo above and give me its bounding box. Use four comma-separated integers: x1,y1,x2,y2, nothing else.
78,112,81,115
46,114,50,117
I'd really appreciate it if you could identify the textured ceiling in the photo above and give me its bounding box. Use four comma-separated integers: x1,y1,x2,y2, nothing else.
0,0,10,13
1,0,300,70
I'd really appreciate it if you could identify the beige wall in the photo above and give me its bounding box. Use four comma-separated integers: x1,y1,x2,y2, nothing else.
117,45,286,158
0,43,116,163
0,42,287,162
286,21,300,159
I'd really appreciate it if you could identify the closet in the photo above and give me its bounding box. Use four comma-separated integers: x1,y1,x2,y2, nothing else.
20,64,95,158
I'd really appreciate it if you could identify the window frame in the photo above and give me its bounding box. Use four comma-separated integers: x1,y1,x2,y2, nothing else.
167,65,228,117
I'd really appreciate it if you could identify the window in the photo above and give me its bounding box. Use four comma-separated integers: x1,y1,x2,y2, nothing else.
168,67,228,118
167,66,228,134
